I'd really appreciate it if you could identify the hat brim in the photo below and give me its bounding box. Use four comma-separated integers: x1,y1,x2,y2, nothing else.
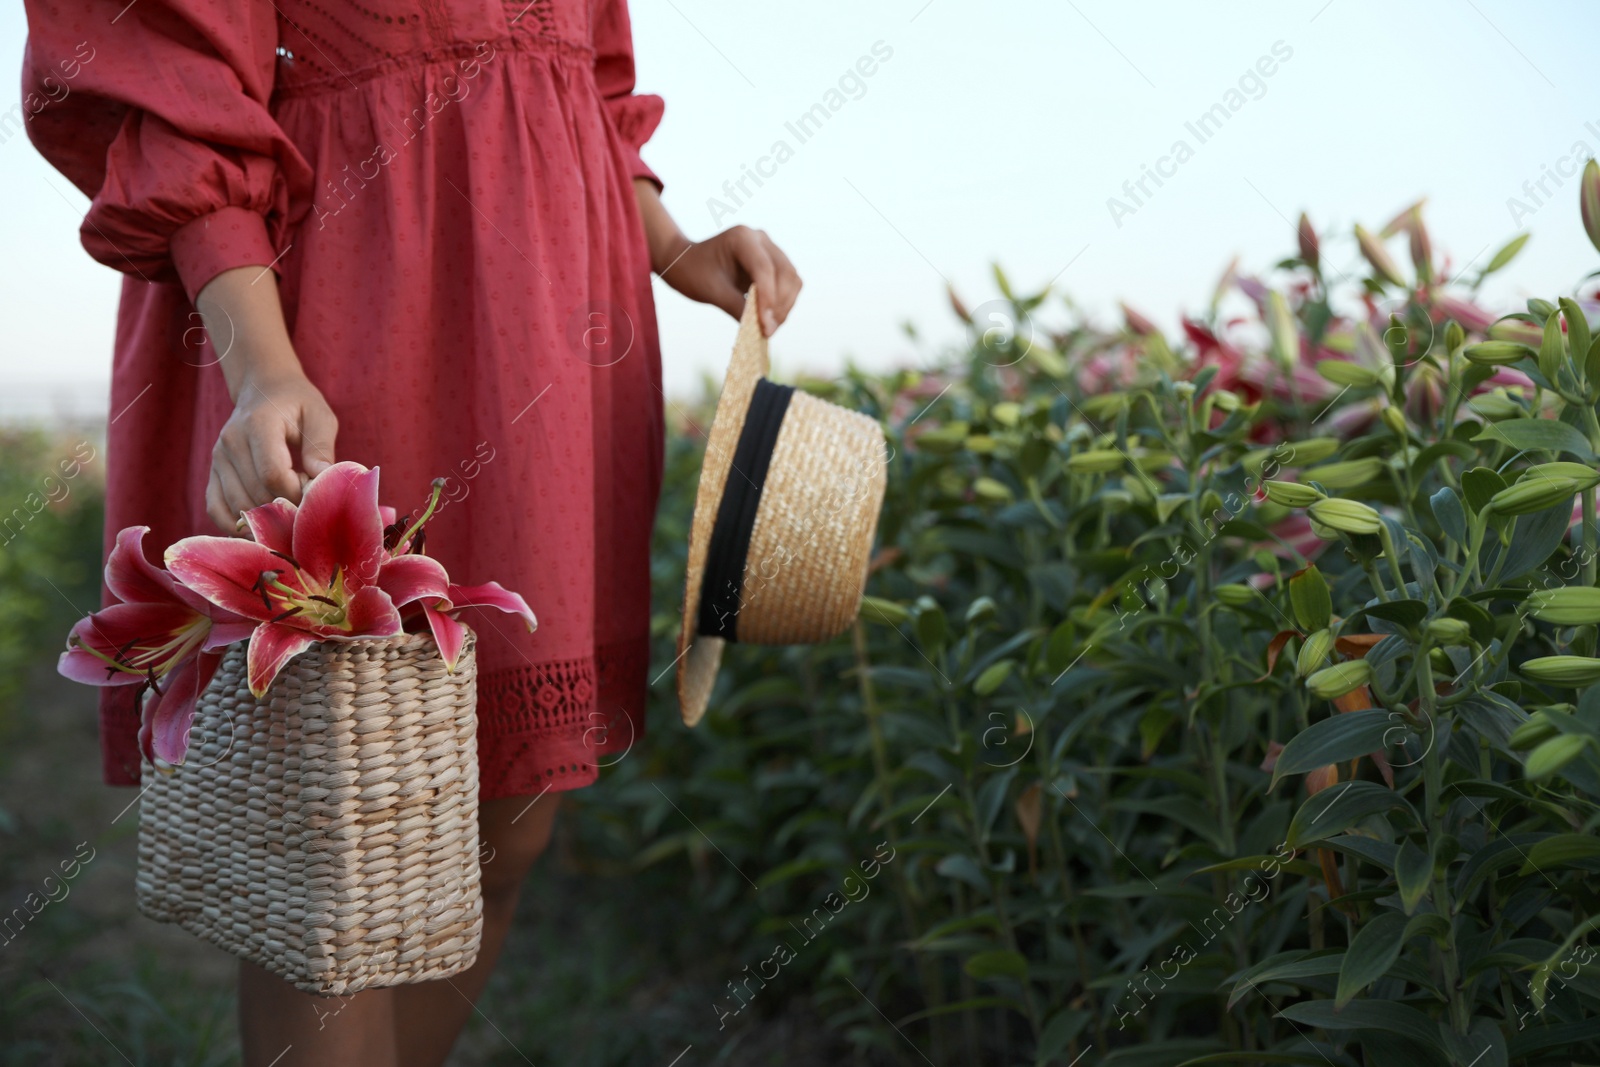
677,286,768,726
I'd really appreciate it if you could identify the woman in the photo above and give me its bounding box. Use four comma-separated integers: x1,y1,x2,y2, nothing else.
22,1,800,1063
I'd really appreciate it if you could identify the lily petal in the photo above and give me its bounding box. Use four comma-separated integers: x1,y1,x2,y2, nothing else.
294,462,386,591
243,499,298,555
342,585,405,638
106,526,217,615
204,620,258,650
105,526,178,604
58,646,147,687
377,553,451,609
147,651,224,765
423,601,467,670
246,622,320,697
57,602,209,686
445,581,537,632
166,535,293,620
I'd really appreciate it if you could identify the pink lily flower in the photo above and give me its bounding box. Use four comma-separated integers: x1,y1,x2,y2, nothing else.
166,462,409,697
58,526,255,765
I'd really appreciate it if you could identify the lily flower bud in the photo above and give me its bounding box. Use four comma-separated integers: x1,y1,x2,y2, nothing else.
1264,481,1324,508
1307,498,1384,535
1488,477,1581,517
1521,655,1600,688
1526,586,1600,626
1297,212,1319,271
1307,659,1372,700
1424,617,1472,646
1355,224,1406,288
1463,341,1536,366
1582,158,1600,256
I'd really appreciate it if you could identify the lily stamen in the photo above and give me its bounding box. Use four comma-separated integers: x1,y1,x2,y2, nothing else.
391,478,447,555
69,635,147,676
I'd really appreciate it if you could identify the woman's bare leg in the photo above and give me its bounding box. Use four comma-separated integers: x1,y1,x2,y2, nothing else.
238,961,398,1067
392,792,563,1067
235,793,559,1067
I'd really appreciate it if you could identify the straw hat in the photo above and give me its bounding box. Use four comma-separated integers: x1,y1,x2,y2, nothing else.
676,286,889,726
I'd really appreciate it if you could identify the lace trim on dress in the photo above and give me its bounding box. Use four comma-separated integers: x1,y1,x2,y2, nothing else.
474,636,650,800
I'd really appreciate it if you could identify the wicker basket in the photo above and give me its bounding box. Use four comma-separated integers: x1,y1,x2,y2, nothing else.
135,630,484,996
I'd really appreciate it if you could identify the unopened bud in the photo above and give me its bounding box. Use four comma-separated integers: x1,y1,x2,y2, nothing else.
1307,498,1384,535
1305,458,1385,490
1489,477,1580,517
1487,318,1544,347
1267,291,1298,369
1307,659,1372,700
1464,341,1536,366
1522,462,1600,492
1355,224,1406,288
1282,438,1341,466
1297,212,1319,270
1425,617,1472,646
973,476,1013,502
1521,655,1600,688
1066,449,1126,474
1382,406,1408,436
1582,158,1600,257
1509,710,1562,750
1407,206,1433,284
1296,628,1333,677
1316,360,1381,388
1213,584,1257,608
1525,586,1600,626
1264,481,1324,508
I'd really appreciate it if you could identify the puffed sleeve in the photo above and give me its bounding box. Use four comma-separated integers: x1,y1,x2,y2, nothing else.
21,0,313,303
590,0,664,191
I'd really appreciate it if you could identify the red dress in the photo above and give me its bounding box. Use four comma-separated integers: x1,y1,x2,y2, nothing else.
22,0,666,800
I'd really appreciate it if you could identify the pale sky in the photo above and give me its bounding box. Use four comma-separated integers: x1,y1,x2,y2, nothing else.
3,0,1598,421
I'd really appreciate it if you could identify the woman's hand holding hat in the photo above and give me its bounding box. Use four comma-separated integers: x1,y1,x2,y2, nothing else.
633,179,802,337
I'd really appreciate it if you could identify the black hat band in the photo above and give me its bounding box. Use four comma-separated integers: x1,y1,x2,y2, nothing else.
696,379,795,642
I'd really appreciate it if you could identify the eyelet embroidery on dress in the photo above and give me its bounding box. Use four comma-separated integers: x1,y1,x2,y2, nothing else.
504,0,557,37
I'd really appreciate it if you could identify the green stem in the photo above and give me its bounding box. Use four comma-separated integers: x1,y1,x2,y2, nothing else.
1362,559,1394,603
1484,515,1517,590
1578,409,1600,588
1378,525,1410,598
1584,487,1597,589
852,622,942,1063
1418,652,1469,1034
1446,510,1491,600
